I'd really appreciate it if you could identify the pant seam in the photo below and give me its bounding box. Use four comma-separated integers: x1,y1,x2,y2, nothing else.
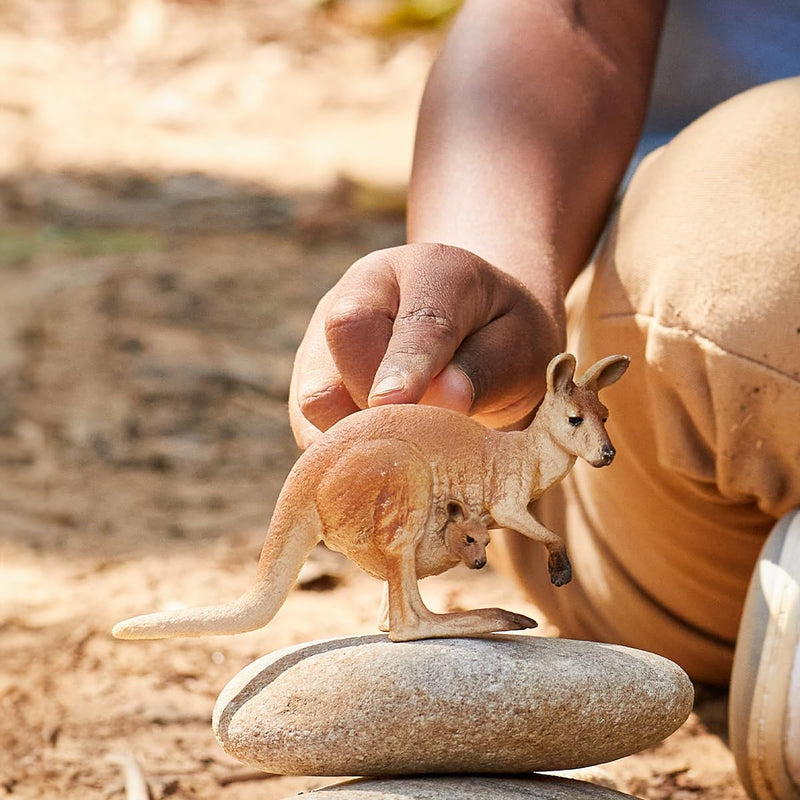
598,310,800,385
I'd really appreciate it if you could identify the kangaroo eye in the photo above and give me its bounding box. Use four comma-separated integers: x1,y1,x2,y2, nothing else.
568,416,583,427
465,536,475,544
602,416,608,424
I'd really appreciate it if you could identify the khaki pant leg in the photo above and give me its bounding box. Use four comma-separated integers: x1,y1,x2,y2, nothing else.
494,77,800,685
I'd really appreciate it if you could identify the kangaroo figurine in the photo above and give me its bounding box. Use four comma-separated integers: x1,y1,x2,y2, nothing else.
113,352,629,642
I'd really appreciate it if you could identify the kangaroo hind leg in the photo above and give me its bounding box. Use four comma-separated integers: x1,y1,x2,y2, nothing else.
386,544,537,641
377,583,390,632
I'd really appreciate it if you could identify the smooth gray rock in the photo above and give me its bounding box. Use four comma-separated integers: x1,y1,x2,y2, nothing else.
289,775,635,799
213,634,693,776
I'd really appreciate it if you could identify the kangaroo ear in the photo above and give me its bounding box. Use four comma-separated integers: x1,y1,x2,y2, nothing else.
546,353,577,394
446,501,465,523
579,354,630,391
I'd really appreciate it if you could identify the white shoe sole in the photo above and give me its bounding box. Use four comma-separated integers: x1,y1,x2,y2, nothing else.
730,509,800,800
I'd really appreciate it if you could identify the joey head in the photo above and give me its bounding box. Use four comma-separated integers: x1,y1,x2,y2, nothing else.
444,502,491,570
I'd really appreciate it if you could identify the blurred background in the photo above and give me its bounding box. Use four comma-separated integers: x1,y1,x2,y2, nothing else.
0,4,509,800
0,3,743,799
0,0,454,499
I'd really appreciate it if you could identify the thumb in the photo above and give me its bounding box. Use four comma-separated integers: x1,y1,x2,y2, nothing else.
418,364,474,415
367,303,470,407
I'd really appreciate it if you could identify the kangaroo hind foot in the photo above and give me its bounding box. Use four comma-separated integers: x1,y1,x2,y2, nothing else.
385,548,537,642
388,607,538,642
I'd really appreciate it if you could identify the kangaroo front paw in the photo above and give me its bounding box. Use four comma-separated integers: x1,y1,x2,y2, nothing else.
548,550,572,586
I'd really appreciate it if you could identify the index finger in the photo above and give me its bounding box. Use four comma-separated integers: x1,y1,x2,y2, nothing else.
368,247,504,405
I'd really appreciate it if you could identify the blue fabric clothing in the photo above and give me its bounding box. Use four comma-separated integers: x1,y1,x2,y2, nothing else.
635,0,800,163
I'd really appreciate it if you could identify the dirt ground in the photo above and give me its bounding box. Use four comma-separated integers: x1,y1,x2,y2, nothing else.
0,2,749,799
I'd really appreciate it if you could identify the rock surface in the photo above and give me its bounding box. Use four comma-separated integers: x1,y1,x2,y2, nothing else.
213,634,693,776
286,775,635,799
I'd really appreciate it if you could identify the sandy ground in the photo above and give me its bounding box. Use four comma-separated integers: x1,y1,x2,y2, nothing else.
0,2,749,799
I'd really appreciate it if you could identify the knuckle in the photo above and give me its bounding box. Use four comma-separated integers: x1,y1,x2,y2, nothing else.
297,383,340,418
324,299,394,342
386,346,433,362
324,301,371,334
396,305,459,339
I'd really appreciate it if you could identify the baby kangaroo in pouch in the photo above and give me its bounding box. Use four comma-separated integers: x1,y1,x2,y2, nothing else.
113,352,629,643
444,502,490,570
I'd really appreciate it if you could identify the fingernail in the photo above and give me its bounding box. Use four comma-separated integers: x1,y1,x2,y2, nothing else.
371,374,405,399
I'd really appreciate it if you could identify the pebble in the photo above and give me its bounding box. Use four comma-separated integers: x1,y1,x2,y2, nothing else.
213,634,693,776
285,775,635,800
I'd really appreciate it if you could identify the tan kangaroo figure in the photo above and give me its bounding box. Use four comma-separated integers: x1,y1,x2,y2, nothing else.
113,352,629,642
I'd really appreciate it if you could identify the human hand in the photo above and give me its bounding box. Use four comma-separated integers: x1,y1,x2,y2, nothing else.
289,242,563,449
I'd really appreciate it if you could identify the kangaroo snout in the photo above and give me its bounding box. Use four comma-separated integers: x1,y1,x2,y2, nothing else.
473,556,487,569
592,443,616,467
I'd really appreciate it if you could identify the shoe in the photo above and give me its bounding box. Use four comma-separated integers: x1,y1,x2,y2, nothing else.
730,509,800,800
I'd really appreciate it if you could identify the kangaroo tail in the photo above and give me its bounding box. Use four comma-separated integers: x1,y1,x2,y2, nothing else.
112,502,322,640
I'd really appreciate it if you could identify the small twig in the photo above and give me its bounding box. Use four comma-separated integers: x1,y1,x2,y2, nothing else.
103,780,124,800
107,751,151,800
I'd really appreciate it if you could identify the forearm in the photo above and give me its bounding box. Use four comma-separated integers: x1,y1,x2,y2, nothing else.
289,1,665,446
407,0,665,338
